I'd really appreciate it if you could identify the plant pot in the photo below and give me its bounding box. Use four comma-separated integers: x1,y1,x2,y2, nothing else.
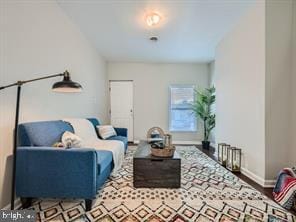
202,141,210,149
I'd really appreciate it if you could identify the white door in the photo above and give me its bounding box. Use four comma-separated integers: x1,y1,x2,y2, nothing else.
110,81,134,141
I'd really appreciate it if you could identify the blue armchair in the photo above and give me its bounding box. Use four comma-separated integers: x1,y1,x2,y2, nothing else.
16,118,127,211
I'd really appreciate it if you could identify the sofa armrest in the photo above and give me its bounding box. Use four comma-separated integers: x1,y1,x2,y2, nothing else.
16,147,98,199
114,127,128,137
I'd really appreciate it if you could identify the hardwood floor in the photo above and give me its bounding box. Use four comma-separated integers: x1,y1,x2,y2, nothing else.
195,145,274,199
196,144,296,215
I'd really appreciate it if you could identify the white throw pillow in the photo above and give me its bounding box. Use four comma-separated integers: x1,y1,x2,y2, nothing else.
62,131,82,148
97,125,117,139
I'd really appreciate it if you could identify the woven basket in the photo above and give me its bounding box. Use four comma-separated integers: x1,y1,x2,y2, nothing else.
146,127,165,141
151,146,175,157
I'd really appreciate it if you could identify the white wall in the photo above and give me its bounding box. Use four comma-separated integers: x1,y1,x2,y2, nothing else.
292,0,296,163
215,2,266,180
265,0,294,180
0,1,108,207
107,62,209,142
208,61,216,143
209,62,215,87
215,0,295,185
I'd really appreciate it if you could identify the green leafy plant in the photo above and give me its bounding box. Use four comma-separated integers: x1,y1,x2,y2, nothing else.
192,86,215,142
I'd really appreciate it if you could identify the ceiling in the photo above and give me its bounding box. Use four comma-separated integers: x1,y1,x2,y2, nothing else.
57,0,255,63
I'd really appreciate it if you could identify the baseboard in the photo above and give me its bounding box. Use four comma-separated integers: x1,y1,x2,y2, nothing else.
263,179,277,188
210,142,216,148
241,167,276,188
133,140,201,145
2,198,21,210
209,142,275,188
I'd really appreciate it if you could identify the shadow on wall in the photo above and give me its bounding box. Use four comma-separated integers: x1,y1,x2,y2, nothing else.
1,155,12,208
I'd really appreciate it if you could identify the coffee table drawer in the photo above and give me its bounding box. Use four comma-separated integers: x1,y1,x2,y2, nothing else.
133,158,181,188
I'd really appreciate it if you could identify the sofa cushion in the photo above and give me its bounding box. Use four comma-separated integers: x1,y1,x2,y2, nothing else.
87,118,101,138
106,136,128,152
87,118,100,128
96,150,113,173
97,125,117,139
20,121,73,147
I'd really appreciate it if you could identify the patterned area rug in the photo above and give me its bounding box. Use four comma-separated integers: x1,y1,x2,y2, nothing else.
29,146,296,222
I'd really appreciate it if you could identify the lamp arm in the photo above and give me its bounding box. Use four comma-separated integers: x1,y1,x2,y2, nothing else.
0,72,65,91
0,82,19,90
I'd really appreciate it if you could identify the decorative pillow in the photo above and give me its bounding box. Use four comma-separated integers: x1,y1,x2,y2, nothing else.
61,131,82,148
97,125,117,139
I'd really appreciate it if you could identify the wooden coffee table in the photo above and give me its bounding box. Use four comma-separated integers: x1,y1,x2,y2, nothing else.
133,140,181,188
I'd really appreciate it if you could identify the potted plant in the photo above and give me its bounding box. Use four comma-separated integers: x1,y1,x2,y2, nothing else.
192,86,215,149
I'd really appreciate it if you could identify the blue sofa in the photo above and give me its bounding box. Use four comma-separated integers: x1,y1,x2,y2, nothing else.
16,118,128,211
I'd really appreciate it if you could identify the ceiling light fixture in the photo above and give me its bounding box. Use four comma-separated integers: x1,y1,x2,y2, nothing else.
150,36,158,41
146,13,161,26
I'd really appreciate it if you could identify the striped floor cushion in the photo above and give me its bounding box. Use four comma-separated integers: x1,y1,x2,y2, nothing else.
273,167,296,211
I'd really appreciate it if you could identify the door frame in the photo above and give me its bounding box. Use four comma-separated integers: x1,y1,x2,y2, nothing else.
109,80,134,142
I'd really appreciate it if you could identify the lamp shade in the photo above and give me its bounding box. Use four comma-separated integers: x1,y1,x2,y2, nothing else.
52,71,82,93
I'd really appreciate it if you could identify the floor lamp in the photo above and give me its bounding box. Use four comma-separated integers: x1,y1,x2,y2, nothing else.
0,70,82,210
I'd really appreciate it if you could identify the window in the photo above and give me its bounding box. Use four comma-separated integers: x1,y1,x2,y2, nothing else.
169,85,197,132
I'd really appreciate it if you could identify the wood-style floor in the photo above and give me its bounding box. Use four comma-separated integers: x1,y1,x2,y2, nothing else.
196,144,296,216
195,145,274,199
